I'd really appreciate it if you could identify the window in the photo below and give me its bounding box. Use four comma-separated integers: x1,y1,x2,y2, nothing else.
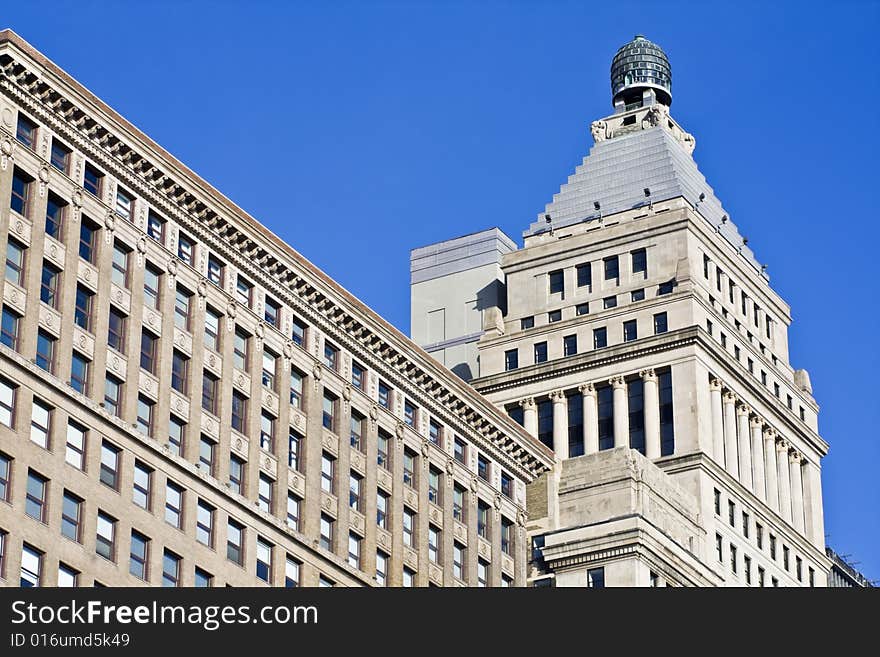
165,481,183,528
501,471,513,498
742,512,750,538
10,168,32,216
403,568,415,588
256,538,273,582
658,370,675,456
34,330,56,373
258,475,274,513
428,419,443,447
404,399,417,427
375,552,389,587
783,545,790,570
453,484,465,522
453,543,465,581
133,461,152,510
728,500,736,526
204,307,221,351
5,239,26,286
147,212,165,243
577,263,591,288
376,490,390,528
502,574,514,587
809,567,815,587
321,452,336,494
143,263,161,309
74,286,93,331
0,380,12,428
428,467,441,505
322,341,338,372
112,187,132,221
67,352,89,395
287,493,301,531
322,390,337,432
403,449,417,487
233,328,249,370
519,316,535,331
716,533,724,562
714,489,721,515
50,138,71,173
230,391,248,434
130,531,149,581
319,514,334,551
207,255,224,287
100,441,120,490
289,367,304,410
227,519,244,565
563,334,578,357
604,255,619,281
454,437,467,465
20,545,42,587
104,375,122,417
477,454,490,482
16,113,37,148
631,248,647,275
45,194,67,241
265,297,281,328
199,436,216,475
229,455,245,495
603,296,617,309
774,382,780,398
236,276,252,307
758,567,766,587
403,508,416,548
285,557,301,588
478,501,490,539
477,560,489,587
60,491,82,542
770,534,777,560
108,308,127,354
96,512,116,561
771,577,779,588
378,381,391,409
79,218,98,264
505,349,519,371
534,341,548,363
347,411,364,452
587,567,606,588
1,306,20,351
730,544,738,574
162,550,181,587
351,361,366,390
548,309,562,323
262,349,277,390
111,241,130,288
796,556,803,582
83,163,104,196
202,371,219,415
576,302,590,316
292,318,307,347
501,517,514,555
174,287,192,331
756,523,764,549
744,555,752,585
177,233,194,266
549,269,564,294
377,429,391,469
136,396,154,436
29,400,51,449
658,280,675,295
257,412,274,452
428,526,441,564
168,416,185,457
593,327,607,349
288,430,302,471
348,533,362,569
654,312,668,334
623,319,637,342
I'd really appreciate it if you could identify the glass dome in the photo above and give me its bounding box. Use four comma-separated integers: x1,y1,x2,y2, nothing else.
610,35,672,107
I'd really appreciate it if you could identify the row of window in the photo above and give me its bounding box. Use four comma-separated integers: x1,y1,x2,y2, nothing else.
702,252,773,342
547,248,648,297
506,312,669,371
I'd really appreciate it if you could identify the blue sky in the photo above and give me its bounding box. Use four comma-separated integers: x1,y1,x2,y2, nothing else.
5,1,878,581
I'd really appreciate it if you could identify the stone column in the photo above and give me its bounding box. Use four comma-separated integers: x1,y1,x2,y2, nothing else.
736,403,752,490
789,451,805,534
722,392,739,478
580,383,599,455
709,378,724,465
750,417,766,502
802,460,825,548
520,398,537,438
776,439,792,524
641,369,661,459
763,429,779,512
550,390,569,461
611,376,629,449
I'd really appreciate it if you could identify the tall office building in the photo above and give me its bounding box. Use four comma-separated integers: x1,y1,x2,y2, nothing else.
0,30,554,588
412,36,831,586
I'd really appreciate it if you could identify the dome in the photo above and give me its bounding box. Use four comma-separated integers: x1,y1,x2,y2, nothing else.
610,35,672,107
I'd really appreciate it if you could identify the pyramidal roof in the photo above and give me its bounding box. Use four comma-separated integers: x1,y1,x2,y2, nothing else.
525,105,764,276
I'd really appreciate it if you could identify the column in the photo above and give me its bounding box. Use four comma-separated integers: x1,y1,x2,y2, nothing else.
776,439,792,524
722,392,739,478
520,398,537,438
580,383,599,455
750,417,766,502
709,378,724,465
550,390,569,460
763,429,779,512
789,451,805,534
611,376,629,449
802,460,825,548
641,369,661,459
736,403,752,490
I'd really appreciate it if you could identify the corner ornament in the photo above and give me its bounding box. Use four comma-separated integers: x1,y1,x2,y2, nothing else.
590,119,608,143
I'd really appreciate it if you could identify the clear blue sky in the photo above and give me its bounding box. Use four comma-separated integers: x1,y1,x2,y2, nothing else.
5,1,878,581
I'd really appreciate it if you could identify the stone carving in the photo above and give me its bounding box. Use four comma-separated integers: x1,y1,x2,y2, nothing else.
549,389,566,403
343,385,352,402
395,421,405,439
578,382,595,396
590,119,608,143
640,368,657,382
494,493,502,510
642,104,667,128
680,131,696,154
0,136,12,170
519,397,535,410
369,405,378,421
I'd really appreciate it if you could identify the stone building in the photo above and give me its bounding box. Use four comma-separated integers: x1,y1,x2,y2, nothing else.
411,36,831,586
0,29,554,588
825,547,874,588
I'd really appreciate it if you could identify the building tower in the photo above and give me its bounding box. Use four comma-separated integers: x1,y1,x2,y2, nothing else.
412,35,831,586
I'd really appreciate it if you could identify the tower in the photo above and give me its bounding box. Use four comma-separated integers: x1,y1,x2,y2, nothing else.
412,35,831,586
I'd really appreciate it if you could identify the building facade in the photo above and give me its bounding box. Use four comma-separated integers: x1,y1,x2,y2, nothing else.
0,30,554,588
412,36,832,586
826,547,874,588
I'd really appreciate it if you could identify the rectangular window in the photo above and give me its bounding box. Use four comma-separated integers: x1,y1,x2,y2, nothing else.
100,441,120,489
29,400,51,449
10,168,32,216
177,233,194,266
477,559,489,587
350,410,364,451
264,297,281,328
603,295,617,309
260,412,275,452
744,555,752,585
347,533,362,569
428,526,441,564
658,280,675,295
256,538,273,582
604,255,619,281
143,263,161,309
477,454,490,482
783,546,790,571
563,334,578,357
587,567,605,588
378,429,391,469
576,263,591,288
79,218,98,264
403,568,414,588
204,307,221,351
21,544,42,587
548,269,564,294
69,352,89,395
716,533,724,562
453,543,465,581
103,375,122,417
576,302,589,316
742,512,750,538
229,456,245,495
63,421,86,470
288,430,302,471
659,370,675,456
289,367,304,409
287,493,301,531
534,342,548,363
322,390,337,432
319,514,334,551
35,330,55,374
168,416,186,457
1,306,20,351
147,212,165,243
403,508,416,548
108,308,127,354
174,287,192,331
714,489,721,515
199,436,216,475
60,491,82,542
623,319,638,342
631,248,647,275
262,349,277,390
74,286,93,332
505,349,518,371
404,399,417,427
375,552,388,587
404,449,417,488
45,194,67,242
291,318,307,347
233,328,249,370
96,512,116,561
378,381,391,409
136,396,154,436
521,316,534,329
770,534,777,560
0,454,9,503
162,550,181,587
728,500,736,526
322,342,339,372
207,255,224,287
5,239,26,287
453,484,466,522
597,384,614,450
111,241,130,288
165,481,183,528
129,531,149,581
756,523,764,549
654,312,668,334
133,461,152,510
258,475,274,513
454,437,467,465
501,517,514,555
429,419,442,447
428,467,441,505
376,490,390,528
202,371,219,415
236,276,252,308
115,188,133,221
227,519,244,565
50,139,71,173
16,114,37,148
285,557,301,588
548,309,562,323
730,544,738,574
231,391,247,434
478,501,490,540
593,327,607,349
351,361,365,391
321,452,336,494
501,472,514,499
